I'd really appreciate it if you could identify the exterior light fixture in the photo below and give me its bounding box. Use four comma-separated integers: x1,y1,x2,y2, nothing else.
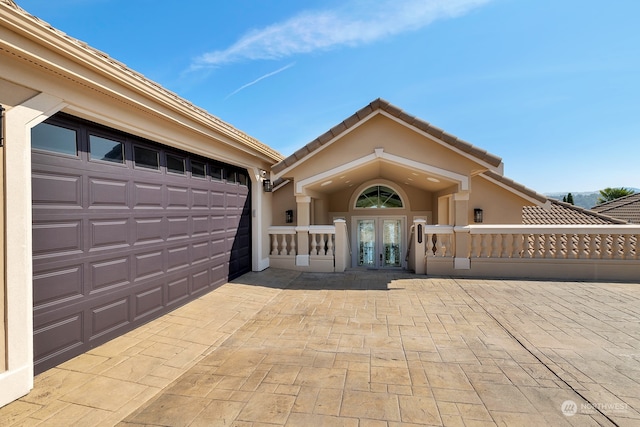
286,209,293,224
474,208,483,223
263,179,273,192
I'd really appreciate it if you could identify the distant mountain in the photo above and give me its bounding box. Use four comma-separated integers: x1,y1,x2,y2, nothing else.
545,188,640,209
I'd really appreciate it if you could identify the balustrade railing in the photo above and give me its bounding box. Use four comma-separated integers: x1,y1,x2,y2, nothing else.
268,225,337,265
268,226,297,256
424,225,455,258
309,225,335,257
465,225,639,260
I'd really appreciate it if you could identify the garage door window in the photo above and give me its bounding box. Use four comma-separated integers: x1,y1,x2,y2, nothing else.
31,122,77,156
211,164,223,181
167,154,186,175
90,135,124,164
191,160,206,178
134,146,159,170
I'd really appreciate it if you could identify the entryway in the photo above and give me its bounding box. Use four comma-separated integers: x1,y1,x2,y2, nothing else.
353,217,405,268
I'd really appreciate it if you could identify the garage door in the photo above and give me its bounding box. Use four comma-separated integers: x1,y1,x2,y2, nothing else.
31,113,252,373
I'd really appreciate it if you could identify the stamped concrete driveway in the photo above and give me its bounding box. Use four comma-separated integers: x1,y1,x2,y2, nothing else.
120,270,639,426
2,269,639,426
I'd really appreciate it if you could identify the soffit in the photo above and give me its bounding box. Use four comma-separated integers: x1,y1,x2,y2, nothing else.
301,159,456,194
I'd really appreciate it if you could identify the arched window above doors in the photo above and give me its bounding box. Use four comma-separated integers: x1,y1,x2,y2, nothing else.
355,185,404,208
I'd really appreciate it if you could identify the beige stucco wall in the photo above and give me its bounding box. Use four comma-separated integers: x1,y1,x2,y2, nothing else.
286,114,485,184
271,181,297,226
468,175,533,224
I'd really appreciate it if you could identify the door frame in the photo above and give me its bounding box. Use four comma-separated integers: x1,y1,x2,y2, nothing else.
351,215,407,269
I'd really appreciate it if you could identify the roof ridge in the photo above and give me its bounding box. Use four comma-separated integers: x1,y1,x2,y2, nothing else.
549,198,627,224
592,192,639,210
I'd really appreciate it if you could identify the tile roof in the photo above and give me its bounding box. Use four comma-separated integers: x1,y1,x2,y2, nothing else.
1,0,283,163
591,192,640,224
272,98,503,174
523,199,627,225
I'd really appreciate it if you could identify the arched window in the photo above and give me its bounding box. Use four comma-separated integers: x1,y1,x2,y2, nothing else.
355,185,403,208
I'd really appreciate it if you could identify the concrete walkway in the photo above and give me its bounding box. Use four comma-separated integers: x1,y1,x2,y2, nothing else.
1,270,639,426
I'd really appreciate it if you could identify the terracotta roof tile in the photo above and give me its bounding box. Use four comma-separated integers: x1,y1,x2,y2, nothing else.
591,193,640,224
523,199,627,225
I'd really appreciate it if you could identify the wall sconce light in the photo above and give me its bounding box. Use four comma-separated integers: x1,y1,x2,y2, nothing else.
0,104,5,147
285,210,293,224
263,179,273,192
474,208,483,223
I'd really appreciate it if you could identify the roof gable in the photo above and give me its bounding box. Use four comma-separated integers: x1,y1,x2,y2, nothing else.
272,98,503,175
591,192,640,224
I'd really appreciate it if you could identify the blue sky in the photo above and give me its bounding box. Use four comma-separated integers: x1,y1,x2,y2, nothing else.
15,0,640,193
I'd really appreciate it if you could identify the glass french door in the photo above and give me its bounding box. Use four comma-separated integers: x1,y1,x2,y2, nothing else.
355,217,403,268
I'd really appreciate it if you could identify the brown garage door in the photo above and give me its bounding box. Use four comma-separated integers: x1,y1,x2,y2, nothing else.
31,113,251,373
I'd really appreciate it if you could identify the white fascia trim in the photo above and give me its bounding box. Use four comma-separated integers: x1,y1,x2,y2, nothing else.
295,148,469,195
479,173,549,207
379,110,503,174
274,112,382,180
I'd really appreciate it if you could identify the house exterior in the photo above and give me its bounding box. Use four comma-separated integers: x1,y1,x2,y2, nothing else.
0,0,638,407
0,1,282,407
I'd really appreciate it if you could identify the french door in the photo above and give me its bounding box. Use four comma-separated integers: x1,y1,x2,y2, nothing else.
354,217,404,268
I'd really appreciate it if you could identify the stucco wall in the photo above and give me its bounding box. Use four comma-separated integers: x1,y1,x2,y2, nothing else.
288,115,484,182
468,175,531,224
271,181,297,226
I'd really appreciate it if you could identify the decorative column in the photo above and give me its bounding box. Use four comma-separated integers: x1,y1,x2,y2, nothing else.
453,191,471,269
333,219,348,272
295,195,311,267
412,219,427,274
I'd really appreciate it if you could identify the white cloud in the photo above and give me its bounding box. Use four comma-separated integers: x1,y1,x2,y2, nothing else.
192,0,492,68
225,62,296,99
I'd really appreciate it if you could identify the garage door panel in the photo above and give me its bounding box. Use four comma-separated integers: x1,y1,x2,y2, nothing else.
133,182,164,208
210,191,225,208
89,218,130,250
134,217,165,245
32,114,252,373
167,277,189,305
33,220,83,258
167,245,190,272
134,250,165,281
192,269,210,293
88,178,129,208
89,257,130,293
192,241,210,263
192,216,210,236
192,189,209,209
32,171,82,207
134,285,164,320
33,312,84,369
33,266,84,308
167,216,190,240
90,297,130,339
167,186,189,208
